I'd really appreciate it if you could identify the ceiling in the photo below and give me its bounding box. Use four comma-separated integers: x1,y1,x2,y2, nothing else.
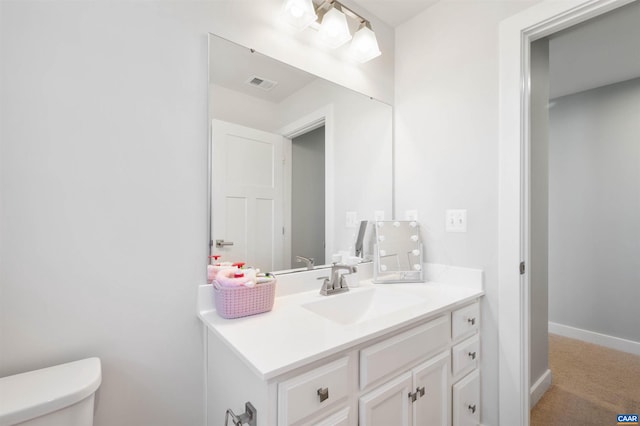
349,0,437,27
549,0,640,99
209,36,316,103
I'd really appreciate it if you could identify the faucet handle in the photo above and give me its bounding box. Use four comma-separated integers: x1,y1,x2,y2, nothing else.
338,274,349,289
318,276,332,295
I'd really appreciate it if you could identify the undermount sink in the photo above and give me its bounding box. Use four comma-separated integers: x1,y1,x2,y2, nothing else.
301,287,426,325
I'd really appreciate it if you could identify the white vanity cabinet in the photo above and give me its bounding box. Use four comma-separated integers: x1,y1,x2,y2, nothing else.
358,315,451,426
450,302,481,426
205,299,482,425
358,351,450,426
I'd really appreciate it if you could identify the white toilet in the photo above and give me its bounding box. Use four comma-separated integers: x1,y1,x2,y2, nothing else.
0,358,101,426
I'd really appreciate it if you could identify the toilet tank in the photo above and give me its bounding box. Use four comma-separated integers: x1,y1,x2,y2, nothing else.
0,358,101,426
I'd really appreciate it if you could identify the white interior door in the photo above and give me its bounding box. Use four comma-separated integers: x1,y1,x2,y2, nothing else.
211,119,285,271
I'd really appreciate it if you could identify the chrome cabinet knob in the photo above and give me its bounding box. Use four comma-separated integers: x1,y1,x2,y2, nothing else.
317,387,329,403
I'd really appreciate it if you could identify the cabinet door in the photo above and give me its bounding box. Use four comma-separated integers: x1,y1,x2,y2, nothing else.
453,370,480,426
359,372,413,426
413,351,450,426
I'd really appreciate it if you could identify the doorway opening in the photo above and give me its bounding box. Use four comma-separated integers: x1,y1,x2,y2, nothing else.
290,126,326,268
498,0,639,424
529,3,640,421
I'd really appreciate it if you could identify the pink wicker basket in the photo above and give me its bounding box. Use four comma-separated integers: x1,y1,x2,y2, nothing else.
212,279,276,319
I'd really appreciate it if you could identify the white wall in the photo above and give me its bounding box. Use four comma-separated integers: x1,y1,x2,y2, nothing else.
548,77,640,343
395,1,539,424
209,83,279,133
0,1,394,425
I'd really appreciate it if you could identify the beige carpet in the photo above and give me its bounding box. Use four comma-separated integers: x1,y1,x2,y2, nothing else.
531,334,640,425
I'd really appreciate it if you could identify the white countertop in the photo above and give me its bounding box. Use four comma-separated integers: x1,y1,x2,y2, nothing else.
198,265,484,381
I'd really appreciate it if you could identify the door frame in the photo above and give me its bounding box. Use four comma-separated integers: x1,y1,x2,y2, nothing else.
279,104,335,266
497,0,635,424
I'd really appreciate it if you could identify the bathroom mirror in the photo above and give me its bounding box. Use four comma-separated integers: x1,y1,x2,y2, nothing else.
208,34,392,274
373,221,424,283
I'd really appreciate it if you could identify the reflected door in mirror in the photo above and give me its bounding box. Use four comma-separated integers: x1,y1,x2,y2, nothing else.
211,119,285,271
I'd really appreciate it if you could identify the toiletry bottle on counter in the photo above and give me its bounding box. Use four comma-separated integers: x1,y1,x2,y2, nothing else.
232,262,260,287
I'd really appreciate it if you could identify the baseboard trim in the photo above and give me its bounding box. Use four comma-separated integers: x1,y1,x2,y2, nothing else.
549,322,640,356
530,369,552,408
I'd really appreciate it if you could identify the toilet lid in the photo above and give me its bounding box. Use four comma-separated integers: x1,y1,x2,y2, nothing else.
0,357,101,425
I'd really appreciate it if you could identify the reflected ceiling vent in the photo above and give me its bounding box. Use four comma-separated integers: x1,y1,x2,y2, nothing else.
246,75,278,91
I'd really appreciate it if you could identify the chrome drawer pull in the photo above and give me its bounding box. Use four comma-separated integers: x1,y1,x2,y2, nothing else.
467,317,476,326
417,386,425,397
468,404,477,414
468,351,477,360
317,387,329,403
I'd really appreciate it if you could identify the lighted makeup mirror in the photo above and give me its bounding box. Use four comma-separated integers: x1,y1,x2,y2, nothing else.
373,221,424,283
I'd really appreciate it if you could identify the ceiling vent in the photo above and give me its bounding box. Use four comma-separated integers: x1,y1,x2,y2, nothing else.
246,75,278,91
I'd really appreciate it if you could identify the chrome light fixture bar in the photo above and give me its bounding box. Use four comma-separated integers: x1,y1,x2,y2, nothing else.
281,0,382,63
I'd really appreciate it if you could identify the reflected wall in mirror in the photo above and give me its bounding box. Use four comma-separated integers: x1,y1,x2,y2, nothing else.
208,34,392,274
373,221,424,283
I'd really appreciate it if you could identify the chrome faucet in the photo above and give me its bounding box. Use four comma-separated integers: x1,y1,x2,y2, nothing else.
295,255,315,270
318,264,357,296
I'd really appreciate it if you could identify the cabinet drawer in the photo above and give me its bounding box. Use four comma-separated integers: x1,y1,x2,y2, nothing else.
360,315,450,390
452,334,479,378
453,370,480,426
452,302,479,341
310,407,350,426
278,357,350,426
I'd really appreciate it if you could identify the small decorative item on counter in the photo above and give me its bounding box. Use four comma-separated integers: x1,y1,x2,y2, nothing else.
207,255,237,284
213,269,277,319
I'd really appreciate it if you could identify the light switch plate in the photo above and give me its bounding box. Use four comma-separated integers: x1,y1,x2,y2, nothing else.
446,209,467,232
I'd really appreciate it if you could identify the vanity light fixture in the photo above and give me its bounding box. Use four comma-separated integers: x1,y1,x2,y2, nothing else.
281,0,318,30
317,3,352,48
281,0,382,63
349,22,381,62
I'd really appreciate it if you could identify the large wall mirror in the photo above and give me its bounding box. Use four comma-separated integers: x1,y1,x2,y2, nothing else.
208,33,392,274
